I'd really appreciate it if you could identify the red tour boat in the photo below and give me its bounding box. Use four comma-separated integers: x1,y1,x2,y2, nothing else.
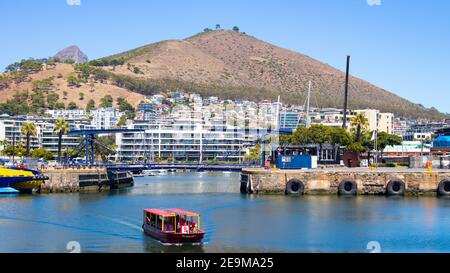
142,208,205,244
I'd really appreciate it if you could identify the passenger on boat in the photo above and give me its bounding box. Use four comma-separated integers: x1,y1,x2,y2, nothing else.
178,217,188,233
190,221,197,232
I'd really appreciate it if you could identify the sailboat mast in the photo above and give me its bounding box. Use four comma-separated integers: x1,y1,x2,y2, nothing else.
306,81,312,128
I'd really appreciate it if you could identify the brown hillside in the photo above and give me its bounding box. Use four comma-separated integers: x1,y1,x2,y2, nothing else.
105,30,444,119
0,63,145,109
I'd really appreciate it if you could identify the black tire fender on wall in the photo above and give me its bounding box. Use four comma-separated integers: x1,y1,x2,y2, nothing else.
338,180,357,195
437,179,450,196
386,180,406,196
285,179,305,195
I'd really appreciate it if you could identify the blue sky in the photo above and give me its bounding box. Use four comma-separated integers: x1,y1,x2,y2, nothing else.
1,0,449,113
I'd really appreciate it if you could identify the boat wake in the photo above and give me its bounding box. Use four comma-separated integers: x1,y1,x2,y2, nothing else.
93,215,142,231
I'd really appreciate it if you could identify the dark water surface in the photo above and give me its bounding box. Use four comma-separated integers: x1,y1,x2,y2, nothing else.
1,172,450,253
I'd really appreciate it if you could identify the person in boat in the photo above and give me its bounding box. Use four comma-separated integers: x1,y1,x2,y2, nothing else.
179,216,187,233
190,221,197,233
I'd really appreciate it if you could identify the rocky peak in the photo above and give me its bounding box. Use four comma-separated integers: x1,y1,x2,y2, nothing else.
54,45,88,64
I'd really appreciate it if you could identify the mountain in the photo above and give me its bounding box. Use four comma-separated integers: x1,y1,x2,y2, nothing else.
54,46,88,64
0,30,446,120
96,30,445,120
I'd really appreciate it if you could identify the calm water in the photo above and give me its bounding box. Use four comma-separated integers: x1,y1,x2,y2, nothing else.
1,172,450,253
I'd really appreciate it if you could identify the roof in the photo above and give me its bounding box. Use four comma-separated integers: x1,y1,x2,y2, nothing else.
434,136,450,148
167,208,200,216
383,141,431,153
144,209,175,217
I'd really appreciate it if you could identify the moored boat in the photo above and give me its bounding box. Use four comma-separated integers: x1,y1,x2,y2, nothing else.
142,208,205,244
0,167,48,193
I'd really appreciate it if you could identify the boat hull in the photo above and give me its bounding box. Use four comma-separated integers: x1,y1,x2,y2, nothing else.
143,224,205,244
1,167,48,192
12,180,45,193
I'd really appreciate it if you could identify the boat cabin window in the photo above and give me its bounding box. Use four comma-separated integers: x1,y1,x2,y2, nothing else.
175,214,200,234
145,212,176,233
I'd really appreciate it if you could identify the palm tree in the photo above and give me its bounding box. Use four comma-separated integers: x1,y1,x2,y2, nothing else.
54,119,69,163
20,122,37,157
350,113,369,143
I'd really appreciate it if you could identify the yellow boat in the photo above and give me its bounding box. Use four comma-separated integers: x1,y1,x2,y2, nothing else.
0,167,48,193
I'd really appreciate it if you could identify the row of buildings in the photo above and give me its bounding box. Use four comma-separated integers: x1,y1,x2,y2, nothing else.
0,92,448,162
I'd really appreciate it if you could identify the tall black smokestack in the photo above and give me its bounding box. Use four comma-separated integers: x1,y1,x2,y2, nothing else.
342,55,350,129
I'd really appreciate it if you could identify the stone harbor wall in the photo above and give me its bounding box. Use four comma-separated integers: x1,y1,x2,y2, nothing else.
241,168,450,196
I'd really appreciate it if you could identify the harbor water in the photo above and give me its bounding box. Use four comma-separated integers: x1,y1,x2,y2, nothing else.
1,172,450,253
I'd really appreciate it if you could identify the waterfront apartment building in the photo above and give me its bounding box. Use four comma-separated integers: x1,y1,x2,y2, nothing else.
0,115,95,157
0,116,40,150
116,119,250,162
37,118,95,154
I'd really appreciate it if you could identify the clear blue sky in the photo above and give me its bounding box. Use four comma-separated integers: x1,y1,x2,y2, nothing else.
1,0,449,113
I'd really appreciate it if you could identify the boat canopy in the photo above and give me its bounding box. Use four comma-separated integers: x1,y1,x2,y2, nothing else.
144,209,176,217
167,208,200,216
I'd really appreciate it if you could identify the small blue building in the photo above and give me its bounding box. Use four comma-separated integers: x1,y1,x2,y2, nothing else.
269,143,341,169
432,135,450,156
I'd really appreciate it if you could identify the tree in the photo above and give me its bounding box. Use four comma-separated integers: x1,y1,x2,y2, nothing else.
54,102,65,109
79,92,85,100
117,97,135,118
67,73,81,87
54,119,69,163
31,148,54,161
100,95,113,108
376,132,402,158
86,99,96,112
95,136,117,162
1,145,26,158
350,113,369,143
245,143,261,163
215,24,221,30
67,101,78,110
232,26,240,32
347,142,366,153
21,122,37,157
117,115,127,127
46,92,60,109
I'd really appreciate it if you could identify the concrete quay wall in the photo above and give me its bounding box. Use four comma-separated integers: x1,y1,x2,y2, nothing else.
241,168,450,196
39,169,132,193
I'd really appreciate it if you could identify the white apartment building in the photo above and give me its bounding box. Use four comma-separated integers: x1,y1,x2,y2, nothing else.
90,108,124,130
45,109,88,120
354,109,394,134
378,112,394,134
0,116,95,158
37,119,95,154
311,108,356,128
116,119,248,162
0,116,40,150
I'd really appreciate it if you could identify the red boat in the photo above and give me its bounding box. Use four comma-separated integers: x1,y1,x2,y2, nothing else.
142,208,205,244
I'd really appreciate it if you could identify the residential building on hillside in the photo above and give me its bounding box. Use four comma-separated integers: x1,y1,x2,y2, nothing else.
45,109,88,120
90,108,124,129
